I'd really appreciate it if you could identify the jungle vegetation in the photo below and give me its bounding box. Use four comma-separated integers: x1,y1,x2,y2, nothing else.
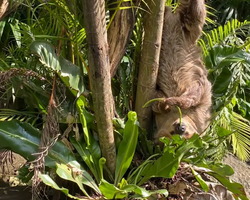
0,0,250,199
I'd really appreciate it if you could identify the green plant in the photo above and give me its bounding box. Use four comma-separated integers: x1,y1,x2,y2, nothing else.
199,19,250,161
0,1,249,199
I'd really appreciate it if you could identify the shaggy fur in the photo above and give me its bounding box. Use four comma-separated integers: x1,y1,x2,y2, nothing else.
153,0,212,141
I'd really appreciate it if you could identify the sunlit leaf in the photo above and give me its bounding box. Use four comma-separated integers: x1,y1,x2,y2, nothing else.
29,41,85,97
40,174,80,200
115,111,139,185
55,162,100,196
0,120,75,167
190,167,209,192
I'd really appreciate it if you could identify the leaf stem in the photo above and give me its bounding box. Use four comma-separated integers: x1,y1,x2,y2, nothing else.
142,98,165,108
176,106,182,125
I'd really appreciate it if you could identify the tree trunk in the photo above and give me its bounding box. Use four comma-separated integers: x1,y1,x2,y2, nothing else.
83,0,116,175
108,0,140,78
135,0,165,135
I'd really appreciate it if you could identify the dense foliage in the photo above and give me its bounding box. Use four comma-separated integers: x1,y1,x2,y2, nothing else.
0,0,250,199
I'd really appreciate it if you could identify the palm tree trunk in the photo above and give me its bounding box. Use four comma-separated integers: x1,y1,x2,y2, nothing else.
135,0,165,135
83,0,116,175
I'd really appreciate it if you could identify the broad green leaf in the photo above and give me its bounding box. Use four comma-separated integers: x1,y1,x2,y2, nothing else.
70,135,101,183
217,127,232,137
196,161,234,177
82,108,95,124
56,162,100,196
171,134,186,146
0,120,75,167
206,45,250,71
99,180,168,199
29,41,84,97
139,134,202,184
99,179,127,199
211,67,232,97
115,111,139,185
122,185,151,197
208,173,248,200
39,174,80,200
138,151,179,184
121,184,168,198
190,167,209,192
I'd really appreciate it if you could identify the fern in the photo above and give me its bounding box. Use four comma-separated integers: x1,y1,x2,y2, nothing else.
199,19,250,56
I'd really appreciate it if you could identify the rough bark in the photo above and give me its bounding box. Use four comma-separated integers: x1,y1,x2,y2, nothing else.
108,0,140,78
135,0,165,134
83,0,116,175
0,0,9,21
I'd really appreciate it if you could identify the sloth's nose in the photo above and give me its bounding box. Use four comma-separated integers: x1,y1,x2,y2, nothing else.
175,123,186,134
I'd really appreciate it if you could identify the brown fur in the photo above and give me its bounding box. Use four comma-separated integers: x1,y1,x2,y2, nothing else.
153,0,212,141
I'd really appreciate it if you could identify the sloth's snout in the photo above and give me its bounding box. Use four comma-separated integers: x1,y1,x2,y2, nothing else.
174,123,186,135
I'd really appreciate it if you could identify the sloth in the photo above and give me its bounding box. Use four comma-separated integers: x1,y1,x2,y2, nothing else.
153,0,212,141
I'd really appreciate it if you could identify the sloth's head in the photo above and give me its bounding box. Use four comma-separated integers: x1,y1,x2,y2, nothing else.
155,115,198,142
171,117,197,139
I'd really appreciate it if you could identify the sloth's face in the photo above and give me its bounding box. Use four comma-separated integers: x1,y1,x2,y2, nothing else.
155,115,198,142
171,117,198,139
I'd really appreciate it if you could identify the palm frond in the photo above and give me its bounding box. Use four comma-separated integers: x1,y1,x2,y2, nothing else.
230,112,250,161
0,109,41,125
199,19,250,55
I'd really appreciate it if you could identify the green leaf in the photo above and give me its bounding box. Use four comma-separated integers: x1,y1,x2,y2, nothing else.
197,161,234,177
10,19,21,48
99,180,168,199
56,161,100,196
206,45,250,71
211,66,232,97
99,179,127,199
190,167,209,192
138,151,179,184
0,120,75,167
217,127,232,137
76,98,90,146
70,135,101,183
18,165,33,183
171,134,186,146
115,111,139,185
121,184,168,198
39,174,80,200
29,41,84,97
139,134,202,184
208,173,248,200
0,19,6,42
